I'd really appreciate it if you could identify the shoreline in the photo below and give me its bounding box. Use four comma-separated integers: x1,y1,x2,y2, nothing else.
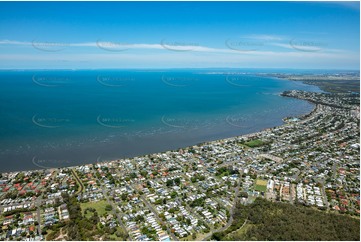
0,92,317,175
0,71,320,174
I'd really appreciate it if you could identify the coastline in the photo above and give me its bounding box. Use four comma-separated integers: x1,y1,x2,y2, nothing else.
0,70,320,173
0,91,317,175
1,82,359,240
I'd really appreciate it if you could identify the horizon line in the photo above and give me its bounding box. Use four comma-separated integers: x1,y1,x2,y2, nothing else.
0,67,359,71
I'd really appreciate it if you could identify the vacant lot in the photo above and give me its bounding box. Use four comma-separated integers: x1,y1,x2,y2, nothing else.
254,179,267,192
80,200,109,216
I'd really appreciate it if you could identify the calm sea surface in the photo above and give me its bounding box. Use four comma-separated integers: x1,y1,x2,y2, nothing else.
0,69,321,172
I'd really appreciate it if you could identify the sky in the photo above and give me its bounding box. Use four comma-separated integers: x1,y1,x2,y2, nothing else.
0,1,359,70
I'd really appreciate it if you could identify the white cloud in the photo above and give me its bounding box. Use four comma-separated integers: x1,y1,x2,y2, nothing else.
0,39,358,69
0,38,352,55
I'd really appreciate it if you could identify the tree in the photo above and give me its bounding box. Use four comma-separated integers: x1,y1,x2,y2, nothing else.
159,213,166,221
155,199,163,205
140,170,148,177
239,191,248,198
166,179,174,187
217,198,360,241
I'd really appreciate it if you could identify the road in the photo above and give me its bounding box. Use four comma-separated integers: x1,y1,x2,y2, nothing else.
226,219,248,238
71,169,84,195
176,197,204,227
130,184,178,241
35,197,42,236
202,176,240,241
292,169,301,182
91,169,130,241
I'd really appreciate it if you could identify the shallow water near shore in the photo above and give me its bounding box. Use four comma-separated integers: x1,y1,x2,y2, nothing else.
0,69,321,172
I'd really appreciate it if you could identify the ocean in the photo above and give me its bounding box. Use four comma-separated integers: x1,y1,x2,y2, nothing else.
0,69,321,172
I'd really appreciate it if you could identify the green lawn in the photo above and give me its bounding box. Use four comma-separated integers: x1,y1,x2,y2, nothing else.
80,200,110,216
244,139,265,148
254,179,267,192
254,185,267,192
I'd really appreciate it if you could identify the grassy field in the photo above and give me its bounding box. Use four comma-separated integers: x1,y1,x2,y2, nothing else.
254,179,267,192
225,223,252,240
80,200,110,217
108,227,125,240
244,139,265,148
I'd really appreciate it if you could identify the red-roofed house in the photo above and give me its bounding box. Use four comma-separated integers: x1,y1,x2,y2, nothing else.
29,225,35,232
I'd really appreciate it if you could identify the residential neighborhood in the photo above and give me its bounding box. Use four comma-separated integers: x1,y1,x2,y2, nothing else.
0,91,359,241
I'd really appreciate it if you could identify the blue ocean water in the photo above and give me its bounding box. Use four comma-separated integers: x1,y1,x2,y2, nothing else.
0,69,321,172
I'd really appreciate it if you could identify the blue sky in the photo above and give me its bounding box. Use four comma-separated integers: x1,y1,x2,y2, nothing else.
0,1,359,69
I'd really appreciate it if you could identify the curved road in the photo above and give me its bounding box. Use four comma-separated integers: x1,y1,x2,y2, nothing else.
202,181,240,241
71,169,84,195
